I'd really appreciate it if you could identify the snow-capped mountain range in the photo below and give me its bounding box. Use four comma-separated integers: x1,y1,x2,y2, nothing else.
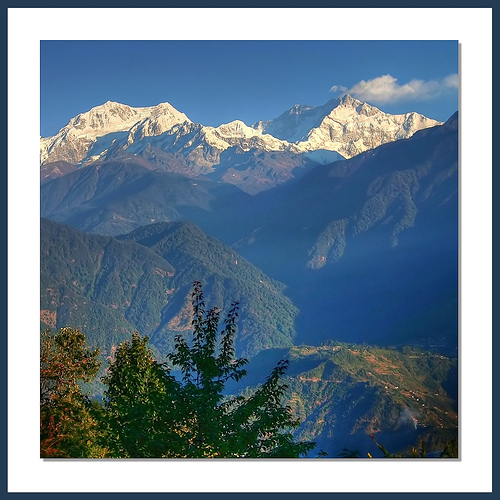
40,95,442,171
40,101,300,169
253,94,442,159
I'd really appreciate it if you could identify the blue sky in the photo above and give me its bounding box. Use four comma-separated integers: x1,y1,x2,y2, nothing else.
40,40,458,138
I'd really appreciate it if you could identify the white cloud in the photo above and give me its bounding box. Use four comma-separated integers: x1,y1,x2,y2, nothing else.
443,73,459,89
342,74,458,104
329,85,347,93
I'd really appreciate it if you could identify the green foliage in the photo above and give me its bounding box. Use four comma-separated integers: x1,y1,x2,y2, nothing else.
40,328,106,458
40,218,173,351
41,218,298,358
120,221,299,356
40,303,457,459
101,332,186,458
100,282,315,458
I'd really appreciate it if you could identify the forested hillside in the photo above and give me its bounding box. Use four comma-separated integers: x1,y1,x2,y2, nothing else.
229,344,458,457
41,218,298,357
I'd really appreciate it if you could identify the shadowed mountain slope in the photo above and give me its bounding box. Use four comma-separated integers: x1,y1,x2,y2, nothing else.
232,113,458,352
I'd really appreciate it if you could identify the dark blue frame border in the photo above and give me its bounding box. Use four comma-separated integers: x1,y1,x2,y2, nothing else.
2,1,496,499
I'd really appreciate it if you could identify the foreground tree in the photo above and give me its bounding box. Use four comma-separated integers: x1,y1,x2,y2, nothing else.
103,281,315,458
40,327,105,458
101,332,187,458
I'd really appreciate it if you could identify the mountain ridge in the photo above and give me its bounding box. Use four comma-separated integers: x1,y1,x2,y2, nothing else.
39,105,459,457
228,111,458,353
40,217,299,357
253,94,443,158
40,95,442,190
40,111,458,355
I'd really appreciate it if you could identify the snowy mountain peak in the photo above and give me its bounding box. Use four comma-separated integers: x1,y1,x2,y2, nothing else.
214,120,255,138
253,94,443,158
40,101,191,165
337,93,361,107
68,101,141,135
40,96,444,171
144,101,191,122
51,101,190,140
198,120,293,153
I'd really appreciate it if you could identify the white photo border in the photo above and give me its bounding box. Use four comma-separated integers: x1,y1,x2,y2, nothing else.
7,6,493,494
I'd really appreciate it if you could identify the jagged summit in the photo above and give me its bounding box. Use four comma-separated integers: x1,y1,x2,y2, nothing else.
65,100,191,137
40,100,192,165
40,96,443,182
213,120,259,138
40,102,297,168
337,93,360,105
253,94,442,158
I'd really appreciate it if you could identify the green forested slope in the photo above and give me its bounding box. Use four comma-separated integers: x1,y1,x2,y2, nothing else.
41,218,298,357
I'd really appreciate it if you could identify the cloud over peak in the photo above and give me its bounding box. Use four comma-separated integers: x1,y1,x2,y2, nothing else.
329,85,347,93
330,74,458,104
